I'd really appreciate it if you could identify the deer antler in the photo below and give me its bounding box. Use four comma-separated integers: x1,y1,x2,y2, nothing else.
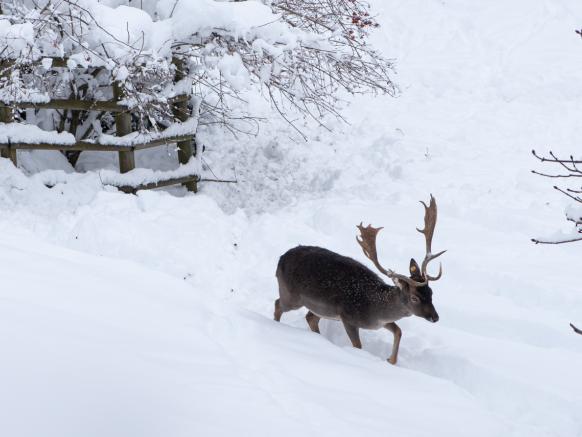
356,224,389,276
416,195,446,281
356,195,446,287
356,223,424,287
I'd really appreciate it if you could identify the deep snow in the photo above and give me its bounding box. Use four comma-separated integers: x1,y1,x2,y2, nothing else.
1,0,582,436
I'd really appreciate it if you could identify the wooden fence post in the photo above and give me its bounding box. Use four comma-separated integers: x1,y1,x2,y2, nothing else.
172,56,197,193
0,106,17,166
113,81,135,173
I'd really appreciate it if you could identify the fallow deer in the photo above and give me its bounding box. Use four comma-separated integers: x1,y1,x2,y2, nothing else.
274,195,446,364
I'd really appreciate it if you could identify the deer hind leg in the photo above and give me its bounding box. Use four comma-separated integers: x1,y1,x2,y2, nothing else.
305,311,321,333
341,319,362,349
274,295,302,322
274,277,303,322
385,322,402,365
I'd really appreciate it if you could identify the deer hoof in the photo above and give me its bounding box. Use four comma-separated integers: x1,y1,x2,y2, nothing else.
387,356,397,365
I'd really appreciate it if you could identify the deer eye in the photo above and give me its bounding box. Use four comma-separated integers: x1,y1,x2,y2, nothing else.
410,295,420,304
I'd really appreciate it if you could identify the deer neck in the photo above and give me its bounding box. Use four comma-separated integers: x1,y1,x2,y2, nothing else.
384,283,413,319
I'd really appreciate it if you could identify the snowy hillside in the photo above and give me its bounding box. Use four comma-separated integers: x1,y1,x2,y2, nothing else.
2,1,582,436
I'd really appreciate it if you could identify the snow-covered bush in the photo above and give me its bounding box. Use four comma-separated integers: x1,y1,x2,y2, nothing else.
0,0,395,143
531,150,582,245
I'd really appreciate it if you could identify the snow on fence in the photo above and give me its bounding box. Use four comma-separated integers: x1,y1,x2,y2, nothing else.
37,159,202,194
0,56,200,193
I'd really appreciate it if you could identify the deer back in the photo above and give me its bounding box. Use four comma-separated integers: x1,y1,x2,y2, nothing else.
276,246,411,328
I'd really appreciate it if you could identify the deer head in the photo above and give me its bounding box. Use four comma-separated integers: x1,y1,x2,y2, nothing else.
356,195,446,323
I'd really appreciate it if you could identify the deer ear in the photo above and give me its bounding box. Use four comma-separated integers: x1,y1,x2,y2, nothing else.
409,258,422,280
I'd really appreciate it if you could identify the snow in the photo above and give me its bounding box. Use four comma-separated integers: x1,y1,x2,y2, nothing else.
0,20,34,56
162,78,194,99
88,3,173,61
0,122,75,145
2,1,582,436
218,53,251,91
0,226,508,437
157,0,292,41
35,158,200,189
2,1,302,68
91,118,198,146
0,71,51,104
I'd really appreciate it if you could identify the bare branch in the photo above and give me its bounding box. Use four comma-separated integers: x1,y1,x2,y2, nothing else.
531,170,582,178
553,185,582,204
531,236,582,245
532,149,582,165
531,149,582,244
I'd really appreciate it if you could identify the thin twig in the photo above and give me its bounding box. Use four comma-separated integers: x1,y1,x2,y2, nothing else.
531,236,582,245
199,178,237,184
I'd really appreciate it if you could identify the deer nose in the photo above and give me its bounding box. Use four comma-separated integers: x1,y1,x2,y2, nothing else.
431,313,439,323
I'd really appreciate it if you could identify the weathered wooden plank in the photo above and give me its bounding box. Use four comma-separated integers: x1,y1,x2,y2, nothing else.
0,99,128,112
0,95,188,113
115,174,200,194
0,134,195,152
0,142,133,152
132,135,195,150
44,174,206,194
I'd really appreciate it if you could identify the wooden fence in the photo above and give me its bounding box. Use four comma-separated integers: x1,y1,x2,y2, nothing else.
0,57,199,193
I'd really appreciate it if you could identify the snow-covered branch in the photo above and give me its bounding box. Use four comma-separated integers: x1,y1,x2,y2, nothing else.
0,0,396,140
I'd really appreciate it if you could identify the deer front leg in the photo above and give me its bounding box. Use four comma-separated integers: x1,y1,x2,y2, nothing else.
385,322,402,365
341,319,362,349
305,311,321,333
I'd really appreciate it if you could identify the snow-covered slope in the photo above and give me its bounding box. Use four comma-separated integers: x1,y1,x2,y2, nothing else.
0,229,510,437
2,0,582,436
